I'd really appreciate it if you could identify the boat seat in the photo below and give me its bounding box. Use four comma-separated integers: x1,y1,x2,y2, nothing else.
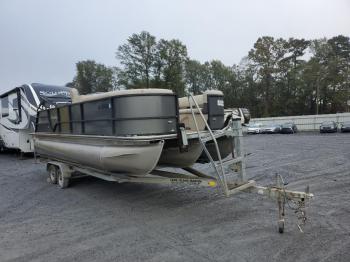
178,90,223,109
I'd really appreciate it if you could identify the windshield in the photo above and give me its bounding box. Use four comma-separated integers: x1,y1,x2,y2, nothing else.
250,123,262,127
322,121,334,125
282,123,293,127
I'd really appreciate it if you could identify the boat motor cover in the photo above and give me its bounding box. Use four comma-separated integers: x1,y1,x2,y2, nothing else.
36,89,179,136
207,94,225,130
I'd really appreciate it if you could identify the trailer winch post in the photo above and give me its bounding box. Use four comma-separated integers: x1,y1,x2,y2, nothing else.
231,119,246,183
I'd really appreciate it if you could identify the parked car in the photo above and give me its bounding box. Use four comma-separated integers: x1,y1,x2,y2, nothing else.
320,121,337,133
247,123,264,134
280,122,298,134
340,121,350,133
261,124,281,134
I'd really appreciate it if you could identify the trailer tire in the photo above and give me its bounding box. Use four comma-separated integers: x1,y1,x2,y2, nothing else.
57,169,69,189
48,165,58,184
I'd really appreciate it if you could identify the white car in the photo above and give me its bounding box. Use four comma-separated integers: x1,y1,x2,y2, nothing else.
247,123,264,134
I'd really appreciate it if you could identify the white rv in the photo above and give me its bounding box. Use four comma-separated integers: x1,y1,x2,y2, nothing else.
0,83,71,153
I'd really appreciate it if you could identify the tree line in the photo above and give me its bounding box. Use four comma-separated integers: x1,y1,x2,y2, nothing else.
69,32,350,117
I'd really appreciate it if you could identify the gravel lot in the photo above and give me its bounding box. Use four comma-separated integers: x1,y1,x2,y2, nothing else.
0,132,349,262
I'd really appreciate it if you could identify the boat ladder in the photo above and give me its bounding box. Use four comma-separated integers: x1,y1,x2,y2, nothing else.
187,93,251,196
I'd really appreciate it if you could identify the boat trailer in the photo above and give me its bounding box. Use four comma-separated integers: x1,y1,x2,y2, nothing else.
41,94,314,233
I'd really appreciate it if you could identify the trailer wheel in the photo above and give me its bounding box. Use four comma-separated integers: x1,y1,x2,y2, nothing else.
48,165,58,184
57,169,69,189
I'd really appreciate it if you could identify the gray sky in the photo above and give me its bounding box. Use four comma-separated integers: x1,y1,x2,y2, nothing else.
0,0,349,93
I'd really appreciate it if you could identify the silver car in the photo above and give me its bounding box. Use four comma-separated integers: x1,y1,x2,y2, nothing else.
261,124,281,134
247,123,264,134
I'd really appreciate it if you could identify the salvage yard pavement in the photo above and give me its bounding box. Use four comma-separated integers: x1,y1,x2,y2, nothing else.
0,132,349,262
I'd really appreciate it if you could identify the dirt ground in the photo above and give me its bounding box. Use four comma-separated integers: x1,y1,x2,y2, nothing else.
0,132,349,262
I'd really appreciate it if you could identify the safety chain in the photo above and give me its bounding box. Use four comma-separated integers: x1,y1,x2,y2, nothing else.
278,174,309,233
293,199,307,232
